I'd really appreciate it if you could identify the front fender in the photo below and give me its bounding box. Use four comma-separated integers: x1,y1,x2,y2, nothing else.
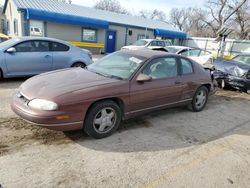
0,53,7,78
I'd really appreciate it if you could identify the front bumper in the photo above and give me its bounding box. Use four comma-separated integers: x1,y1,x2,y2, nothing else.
213,71,250,92
11,95,84,131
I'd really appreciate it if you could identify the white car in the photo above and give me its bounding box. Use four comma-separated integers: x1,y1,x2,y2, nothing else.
30,27,43,36
163,46,214,66
121,39,172,50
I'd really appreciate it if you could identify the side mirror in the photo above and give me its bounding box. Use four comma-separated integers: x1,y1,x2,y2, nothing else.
6,47,16,53
136,73,152,82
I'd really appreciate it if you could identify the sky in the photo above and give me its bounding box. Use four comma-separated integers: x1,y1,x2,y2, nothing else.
0,0,206,14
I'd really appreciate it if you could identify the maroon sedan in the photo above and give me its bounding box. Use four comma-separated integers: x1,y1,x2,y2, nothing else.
12,49,215,138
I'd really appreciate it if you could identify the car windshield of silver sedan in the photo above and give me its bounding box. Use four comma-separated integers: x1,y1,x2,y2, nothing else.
87,52,146,80
133,39,148,46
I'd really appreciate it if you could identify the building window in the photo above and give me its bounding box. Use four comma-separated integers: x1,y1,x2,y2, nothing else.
138,34,149,40
82,29,97,42
6,20,10,34
14,19,18,35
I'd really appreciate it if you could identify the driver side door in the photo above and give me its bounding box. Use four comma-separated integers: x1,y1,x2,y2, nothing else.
5,40,52,76
129,56,184,114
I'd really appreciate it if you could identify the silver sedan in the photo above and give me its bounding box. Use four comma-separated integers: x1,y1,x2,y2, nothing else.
0,37,93,79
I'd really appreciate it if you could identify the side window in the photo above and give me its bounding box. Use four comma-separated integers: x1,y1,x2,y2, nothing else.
157,41,165,47
15,41,49,52
165,41,172,46
149,41,157,46
181,58,193,75
51,42,69,52
179,49,201,57
143,57,178,79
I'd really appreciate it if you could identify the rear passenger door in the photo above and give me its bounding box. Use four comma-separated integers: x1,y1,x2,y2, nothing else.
50,42,71,70
179,57,197,100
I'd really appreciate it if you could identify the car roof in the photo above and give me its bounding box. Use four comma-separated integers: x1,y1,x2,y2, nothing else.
120,49,176,59
140,39,167,42
10,36,71,46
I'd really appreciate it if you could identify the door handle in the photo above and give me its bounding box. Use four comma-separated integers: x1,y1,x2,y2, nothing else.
175,81,181,85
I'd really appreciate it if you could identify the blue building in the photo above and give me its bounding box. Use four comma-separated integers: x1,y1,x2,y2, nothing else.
3,0,187,53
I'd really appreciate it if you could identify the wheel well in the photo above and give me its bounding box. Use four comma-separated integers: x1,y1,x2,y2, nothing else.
202,84,211,93
86,98,125,117
71,62,86,67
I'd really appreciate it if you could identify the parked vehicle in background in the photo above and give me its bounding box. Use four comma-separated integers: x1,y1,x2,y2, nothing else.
12,49,215,139
232,54,250,65
30,27,43,36
0,37,93,79
153,46,214,66
213,57,250,93
121,39,172,50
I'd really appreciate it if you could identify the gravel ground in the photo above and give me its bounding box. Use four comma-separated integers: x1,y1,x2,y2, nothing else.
0,78,250,188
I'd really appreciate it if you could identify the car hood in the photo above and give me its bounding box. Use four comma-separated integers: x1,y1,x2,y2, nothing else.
19,68,119,100
213,57,250,77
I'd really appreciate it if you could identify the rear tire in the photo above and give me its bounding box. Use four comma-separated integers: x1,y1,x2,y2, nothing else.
72,62,86,68
190,86,208,112
84,100,122,139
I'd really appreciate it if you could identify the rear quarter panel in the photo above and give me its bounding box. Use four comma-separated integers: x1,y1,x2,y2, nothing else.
52,47,92,70
180,61,213,100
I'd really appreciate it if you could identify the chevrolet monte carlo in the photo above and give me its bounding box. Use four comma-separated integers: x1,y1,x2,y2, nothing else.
12,49,215,139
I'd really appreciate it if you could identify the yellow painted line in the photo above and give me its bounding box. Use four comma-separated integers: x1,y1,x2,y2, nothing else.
68,41,104,48
143,134,250,188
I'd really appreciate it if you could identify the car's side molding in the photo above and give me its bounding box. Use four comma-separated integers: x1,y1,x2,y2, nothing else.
126,98,192,115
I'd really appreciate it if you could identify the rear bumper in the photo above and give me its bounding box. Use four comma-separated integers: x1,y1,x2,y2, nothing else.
11,96,84,131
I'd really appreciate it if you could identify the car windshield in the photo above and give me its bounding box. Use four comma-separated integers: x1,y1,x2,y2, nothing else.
165,47,182,53
87,52,146,80
133,40,148,46
233,55,250,65
0,39,17,49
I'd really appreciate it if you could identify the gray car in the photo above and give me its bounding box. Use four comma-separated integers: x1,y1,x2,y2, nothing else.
0,37,93,79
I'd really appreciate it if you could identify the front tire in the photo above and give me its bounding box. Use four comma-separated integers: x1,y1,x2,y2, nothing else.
190,86,208,112
84,100,122,139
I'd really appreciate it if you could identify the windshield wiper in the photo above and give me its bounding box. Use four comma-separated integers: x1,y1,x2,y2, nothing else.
92,70,109,77
108,75,124,80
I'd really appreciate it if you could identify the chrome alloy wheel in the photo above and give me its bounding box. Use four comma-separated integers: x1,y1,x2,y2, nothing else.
93,107,117,134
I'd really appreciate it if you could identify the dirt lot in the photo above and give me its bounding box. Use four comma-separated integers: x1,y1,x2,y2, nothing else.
1,79,250,188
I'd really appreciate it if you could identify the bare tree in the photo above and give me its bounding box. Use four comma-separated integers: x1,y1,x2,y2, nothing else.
139,9,166,21
168,8,190,31
168,8,213,37
94,0,130,15
203,0,248,36
232,2,250,39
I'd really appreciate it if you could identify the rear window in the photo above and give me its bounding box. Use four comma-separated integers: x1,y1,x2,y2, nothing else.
181,58,193,75
51,42,69,52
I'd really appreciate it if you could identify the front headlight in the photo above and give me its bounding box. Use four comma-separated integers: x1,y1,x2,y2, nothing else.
28,99,58,111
